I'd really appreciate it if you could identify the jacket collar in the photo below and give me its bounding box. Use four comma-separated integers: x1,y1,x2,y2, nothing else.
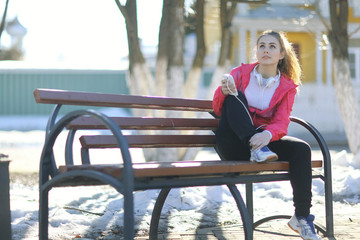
240,62,298,90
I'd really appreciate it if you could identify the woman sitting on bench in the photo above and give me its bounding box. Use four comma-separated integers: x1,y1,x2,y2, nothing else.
212,30,321,240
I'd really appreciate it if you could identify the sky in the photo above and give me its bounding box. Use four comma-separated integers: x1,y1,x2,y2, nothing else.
0,0,163,68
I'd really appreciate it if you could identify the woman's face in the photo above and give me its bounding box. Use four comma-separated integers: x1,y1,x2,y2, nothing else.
256,35,284,67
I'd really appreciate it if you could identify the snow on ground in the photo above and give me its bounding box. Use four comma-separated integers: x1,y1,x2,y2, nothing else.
1,128,360,239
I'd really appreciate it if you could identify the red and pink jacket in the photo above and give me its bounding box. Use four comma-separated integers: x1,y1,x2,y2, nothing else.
212,62,298,142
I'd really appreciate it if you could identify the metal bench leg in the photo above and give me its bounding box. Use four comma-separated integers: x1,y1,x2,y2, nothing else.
39,187,50,240
0,161,11,240
324,165,334,237
149,188,171,240
246,184,291,230
227,184,253,240
323,152,334,237
245,183,254,227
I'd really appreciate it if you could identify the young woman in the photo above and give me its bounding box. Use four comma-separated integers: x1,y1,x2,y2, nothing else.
213,30,321,240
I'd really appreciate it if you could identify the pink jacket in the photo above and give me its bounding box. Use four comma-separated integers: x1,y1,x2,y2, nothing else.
212,63,298,142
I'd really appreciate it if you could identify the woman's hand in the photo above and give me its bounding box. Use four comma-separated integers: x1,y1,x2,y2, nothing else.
249,131,272,150
221,74,237,96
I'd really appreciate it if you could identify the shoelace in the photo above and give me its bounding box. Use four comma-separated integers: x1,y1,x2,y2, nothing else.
299,218,316,235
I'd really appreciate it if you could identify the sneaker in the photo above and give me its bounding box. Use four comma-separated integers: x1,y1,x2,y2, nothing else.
250,146,278,163
288,214,321,240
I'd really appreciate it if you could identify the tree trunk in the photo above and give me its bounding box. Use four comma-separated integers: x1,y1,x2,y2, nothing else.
155,0,171,97
328,0,360,166
184,0,206,100
207,0,236,99
155,0,185,162
116,0,157,161
332,58,360,165
167,0,185,100
115,0,155,97
181,0,206,160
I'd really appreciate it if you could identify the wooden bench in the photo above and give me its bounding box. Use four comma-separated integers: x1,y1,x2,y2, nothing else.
34,88,334,240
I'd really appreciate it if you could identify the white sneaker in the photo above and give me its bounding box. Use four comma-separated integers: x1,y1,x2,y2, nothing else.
250,146,278,163
288,214,321,240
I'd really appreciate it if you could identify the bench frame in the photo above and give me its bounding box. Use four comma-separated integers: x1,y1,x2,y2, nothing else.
34,89,334,240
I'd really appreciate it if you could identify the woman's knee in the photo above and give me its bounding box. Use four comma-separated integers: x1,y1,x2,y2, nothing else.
224,92,247,106
272,138,311,162
298,141,311,154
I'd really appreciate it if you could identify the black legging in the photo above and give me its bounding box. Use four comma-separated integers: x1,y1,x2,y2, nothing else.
215,93,312,217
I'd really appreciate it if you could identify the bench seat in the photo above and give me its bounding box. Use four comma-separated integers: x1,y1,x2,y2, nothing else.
58,160,323,179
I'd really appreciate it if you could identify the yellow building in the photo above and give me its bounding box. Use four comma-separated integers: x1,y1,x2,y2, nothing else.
205,1,360,86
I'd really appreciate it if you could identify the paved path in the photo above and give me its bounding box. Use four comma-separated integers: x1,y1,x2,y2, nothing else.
135,213,360,240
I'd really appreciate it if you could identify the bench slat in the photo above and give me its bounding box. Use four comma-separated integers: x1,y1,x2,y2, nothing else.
67,117,219,130
80,135,216,148
58,160,323,178
34,89,213,112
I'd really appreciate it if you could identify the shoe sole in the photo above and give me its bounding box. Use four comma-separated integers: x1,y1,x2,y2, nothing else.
288,222,318,240
262,155,278,163
288,222,306,240
251,155,278,163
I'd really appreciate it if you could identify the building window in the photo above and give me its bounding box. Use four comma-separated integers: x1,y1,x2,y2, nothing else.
292,43,301,63
349,47,360,83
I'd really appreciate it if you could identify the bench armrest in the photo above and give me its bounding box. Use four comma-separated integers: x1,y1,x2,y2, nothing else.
39,109,133,186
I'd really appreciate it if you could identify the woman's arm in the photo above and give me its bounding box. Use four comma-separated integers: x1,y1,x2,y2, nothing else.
212,85,227,116
212,68,242,116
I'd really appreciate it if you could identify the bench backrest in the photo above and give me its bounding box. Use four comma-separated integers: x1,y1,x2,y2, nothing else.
34,88,218,151
34,88,325,177
34,88,213,112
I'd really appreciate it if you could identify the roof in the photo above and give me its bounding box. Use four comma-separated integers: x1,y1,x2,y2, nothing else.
236,4,317,20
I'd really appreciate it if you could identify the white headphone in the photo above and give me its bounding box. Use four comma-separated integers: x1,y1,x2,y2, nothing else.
254,67,280,88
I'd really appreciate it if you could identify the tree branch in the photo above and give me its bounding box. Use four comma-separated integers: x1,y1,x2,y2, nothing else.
313,0,331,32
227,2,238,23
63,206,104,216
0,0,10,43
349,24,360,38
114,0,134,31
114,0,127,17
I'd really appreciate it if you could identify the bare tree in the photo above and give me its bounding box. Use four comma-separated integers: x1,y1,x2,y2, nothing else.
114,0,155,97
116,0,184,101
183,0,206,100
165,0,185,100
207,0,237,98
315,0,360,165
155,0,171,97
116,0,185,161
154,0,185,162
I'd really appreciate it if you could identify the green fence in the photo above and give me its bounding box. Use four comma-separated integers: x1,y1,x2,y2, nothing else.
0,67,215,116
0,68,129,115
